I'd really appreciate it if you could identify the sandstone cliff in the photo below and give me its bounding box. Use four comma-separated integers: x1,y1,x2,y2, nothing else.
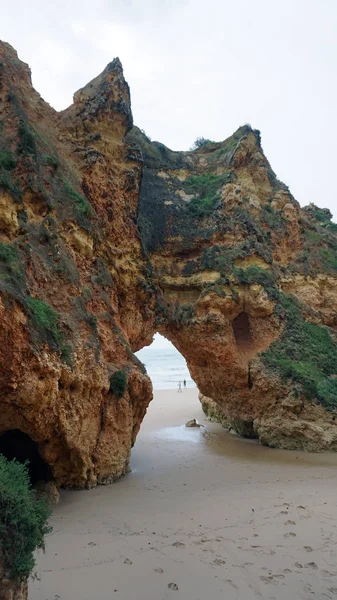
1,41,337,497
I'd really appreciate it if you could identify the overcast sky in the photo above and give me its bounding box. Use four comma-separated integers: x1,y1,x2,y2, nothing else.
2,0,337,223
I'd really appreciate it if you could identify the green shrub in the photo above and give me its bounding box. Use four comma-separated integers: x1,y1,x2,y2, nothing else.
26,297,62,346
0,243,19,265
63,181,92,217
0,150,16,171
0,456,51,581
233,207,266,240
185,172,232,217
234,265,276,288
262,293,337,409
0,243,25,292
0,166,21,198
0,149,20,197
261,204,286,233
320,248,337,272
18,122,36,155
169,303,195,324
303,228,322,244
41,155,59,169
109,370,127,397
25,297,71,364
190,137,212,150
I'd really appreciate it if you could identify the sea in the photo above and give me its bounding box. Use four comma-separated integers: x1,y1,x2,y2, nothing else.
135,334,196,390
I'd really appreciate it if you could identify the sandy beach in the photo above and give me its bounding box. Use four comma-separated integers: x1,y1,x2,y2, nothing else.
30,388,337,600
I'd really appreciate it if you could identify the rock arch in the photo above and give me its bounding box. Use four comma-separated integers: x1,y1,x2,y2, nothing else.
0,40,337,489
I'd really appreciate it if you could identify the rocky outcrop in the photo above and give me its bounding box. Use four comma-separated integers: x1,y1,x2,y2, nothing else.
0,40,337,495
0,41,153,489
200,393,337,450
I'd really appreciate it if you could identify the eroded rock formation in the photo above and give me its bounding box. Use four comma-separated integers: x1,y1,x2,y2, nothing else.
1,41,337,493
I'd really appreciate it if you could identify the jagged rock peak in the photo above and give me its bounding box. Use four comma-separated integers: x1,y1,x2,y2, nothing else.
68,57,132,130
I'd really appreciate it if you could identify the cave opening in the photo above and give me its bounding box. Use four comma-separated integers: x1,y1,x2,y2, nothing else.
0,429,52,484
232,312,255,353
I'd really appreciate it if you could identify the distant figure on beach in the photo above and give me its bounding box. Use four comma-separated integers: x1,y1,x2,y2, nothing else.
177,381,182,393
183,379,186,388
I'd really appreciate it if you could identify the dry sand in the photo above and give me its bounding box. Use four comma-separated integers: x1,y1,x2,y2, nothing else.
30,388,337,600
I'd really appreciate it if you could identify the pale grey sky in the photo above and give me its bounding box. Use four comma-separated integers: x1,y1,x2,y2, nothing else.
2,0,337,219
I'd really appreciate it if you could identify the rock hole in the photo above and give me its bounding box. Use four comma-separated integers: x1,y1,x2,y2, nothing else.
232,312,254,353
0,429,52,484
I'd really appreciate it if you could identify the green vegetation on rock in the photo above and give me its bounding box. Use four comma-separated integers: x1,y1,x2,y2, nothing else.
0,149,20,197
26,296,71,362
63,181,93,220
26,297,62,346
0,456,51,581
185,171,232,217
233,264,275,286
190,137,213,150
262,294,337,410
305,204,337,232
168,303,195,325
18,121,36,155
261,204,286,233
291,205,337,276
320,248,337,272
0,242,26,296
109,370,127,396
0,150,16,171
212,124,254,157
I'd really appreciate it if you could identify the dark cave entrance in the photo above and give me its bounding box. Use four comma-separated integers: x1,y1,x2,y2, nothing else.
232,312,254,353
0,430,53,484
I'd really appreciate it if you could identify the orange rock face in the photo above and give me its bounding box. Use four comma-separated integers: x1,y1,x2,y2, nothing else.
0,42,153,488
1,41,337,489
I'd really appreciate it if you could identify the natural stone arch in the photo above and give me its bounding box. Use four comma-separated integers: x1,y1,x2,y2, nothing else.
155,287,281,433
0,40,337,495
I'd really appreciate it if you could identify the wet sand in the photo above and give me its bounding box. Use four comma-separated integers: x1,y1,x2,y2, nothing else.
30,388,337,599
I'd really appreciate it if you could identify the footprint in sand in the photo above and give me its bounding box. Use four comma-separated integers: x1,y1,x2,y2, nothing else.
213,558,226,565
304,562,318,570
225,579,239,590
154,568,164,574
124,558,133,565
260,574,285,584
304,545,313,552
172,541,185,547
168,582,179,591
294,562,303,569
284,532,297,538
284,520,296,525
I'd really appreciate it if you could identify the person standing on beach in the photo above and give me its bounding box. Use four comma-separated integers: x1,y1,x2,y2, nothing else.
183,379,186,388
177,381,182,393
